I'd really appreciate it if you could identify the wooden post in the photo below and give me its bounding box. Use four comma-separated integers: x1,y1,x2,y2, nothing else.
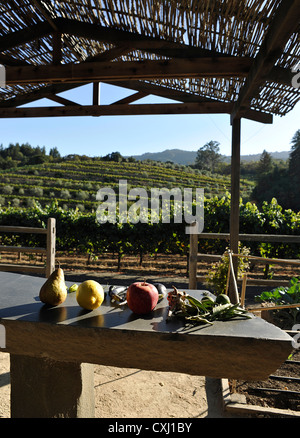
93,82,100,105
228,251,239,304
240,274,247,307
46,218,56,277
229,118,241,303
189,221,198,289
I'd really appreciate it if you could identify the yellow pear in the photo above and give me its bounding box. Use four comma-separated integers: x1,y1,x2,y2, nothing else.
39,266,67,306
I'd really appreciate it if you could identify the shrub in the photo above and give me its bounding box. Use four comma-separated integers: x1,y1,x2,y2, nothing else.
205,244,251,295
30,187,43,197
12,198,21,207
2,185,13,195
60,189,71,199
26,198,36,208
76,190,89,200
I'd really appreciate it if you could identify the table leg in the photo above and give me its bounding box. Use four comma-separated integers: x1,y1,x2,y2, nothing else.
10,354,95,418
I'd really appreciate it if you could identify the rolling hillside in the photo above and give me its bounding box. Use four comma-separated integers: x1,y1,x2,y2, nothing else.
129,149,290,165
0,158,254,211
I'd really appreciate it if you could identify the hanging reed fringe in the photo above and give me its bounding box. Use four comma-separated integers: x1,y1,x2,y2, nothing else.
0,0,299,115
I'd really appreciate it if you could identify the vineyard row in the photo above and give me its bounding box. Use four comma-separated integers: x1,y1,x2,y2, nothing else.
0,196,299,263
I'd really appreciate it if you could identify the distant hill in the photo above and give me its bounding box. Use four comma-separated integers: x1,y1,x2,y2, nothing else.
129,149,197,165
129,149,290,165
222,150,290,163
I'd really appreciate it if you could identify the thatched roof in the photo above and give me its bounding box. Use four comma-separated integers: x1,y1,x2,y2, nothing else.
0,0,299,122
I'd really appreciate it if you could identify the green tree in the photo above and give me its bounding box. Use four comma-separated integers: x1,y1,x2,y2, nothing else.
102,151,123,162
288,129,300,211
252,131,300,211
259,150,273,173
195,141,221,172
289,129,300,178
49,147,61,159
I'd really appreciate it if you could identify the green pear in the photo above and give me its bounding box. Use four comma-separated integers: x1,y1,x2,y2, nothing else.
39,266,67,306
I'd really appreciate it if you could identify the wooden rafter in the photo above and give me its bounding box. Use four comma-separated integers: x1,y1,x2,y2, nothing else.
0,17,224,57
111,91,148,105
51,17,229,59
46,94,81,106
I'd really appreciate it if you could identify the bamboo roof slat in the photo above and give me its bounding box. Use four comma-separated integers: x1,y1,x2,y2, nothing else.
0,0,299,119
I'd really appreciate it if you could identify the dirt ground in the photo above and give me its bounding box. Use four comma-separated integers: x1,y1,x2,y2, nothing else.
0,351,216,418
231,349,300,412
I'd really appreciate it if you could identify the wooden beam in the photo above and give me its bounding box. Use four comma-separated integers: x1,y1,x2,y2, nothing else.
106,80,272,123
53,17,229,59
242,108,272,124
231,0,300,122
0,102,233,118
0,46,134,110
52,32,62,65
0,21,52,52
46,94,81,106
5,57,253,85
111,91,148,105
0,60,271,123
106,79,211,103
0,102,272,123
0,75,196,110
0,83,85,109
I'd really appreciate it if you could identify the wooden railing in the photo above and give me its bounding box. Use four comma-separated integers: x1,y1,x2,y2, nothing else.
0,218,56,277
189,224,300,289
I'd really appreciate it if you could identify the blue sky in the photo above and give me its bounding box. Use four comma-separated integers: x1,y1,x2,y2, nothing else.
1,82,299,158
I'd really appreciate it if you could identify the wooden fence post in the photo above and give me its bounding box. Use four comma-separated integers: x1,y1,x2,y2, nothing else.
46,218,56,277
229,117,241,303
189,222,198,289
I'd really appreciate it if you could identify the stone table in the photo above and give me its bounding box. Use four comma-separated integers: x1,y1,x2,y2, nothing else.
0,271,293,418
